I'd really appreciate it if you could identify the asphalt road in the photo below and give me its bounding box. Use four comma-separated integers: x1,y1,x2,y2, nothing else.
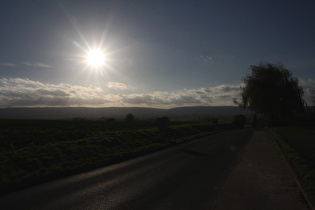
0,129,253,210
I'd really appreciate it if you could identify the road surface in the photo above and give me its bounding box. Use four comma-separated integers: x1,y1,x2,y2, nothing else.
0,129,253,210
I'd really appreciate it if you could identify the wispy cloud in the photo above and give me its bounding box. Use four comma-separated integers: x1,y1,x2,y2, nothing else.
0,77,241,108
107,82,127,90
21,62,52,68
199,55,213,63
0,62,16,67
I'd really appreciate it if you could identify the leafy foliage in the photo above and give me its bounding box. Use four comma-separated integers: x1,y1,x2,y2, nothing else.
235,62,305,125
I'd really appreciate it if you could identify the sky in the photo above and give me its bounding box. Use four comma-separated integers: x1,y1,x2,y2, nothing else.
1,0,315,108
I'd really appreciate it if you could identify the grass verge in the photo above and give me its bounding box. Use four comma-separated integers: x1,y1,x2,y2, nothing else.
268,127,315,206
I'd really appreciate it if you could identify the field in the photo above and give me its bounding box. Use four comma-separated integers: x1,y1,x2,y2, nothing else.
0,119,234,194
269,126,315,205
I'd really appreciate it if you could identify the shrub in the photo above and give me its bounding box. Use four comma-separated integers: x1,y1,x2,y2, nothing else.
125,113,135,122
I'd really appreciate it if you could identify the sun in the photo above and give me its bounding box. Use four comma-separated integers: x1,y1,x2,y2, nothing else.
86,49,106,68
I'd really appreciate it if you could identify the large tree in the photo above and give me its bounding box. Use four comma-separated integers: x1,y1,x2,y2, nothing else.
311,90,315,107
234,62,305,125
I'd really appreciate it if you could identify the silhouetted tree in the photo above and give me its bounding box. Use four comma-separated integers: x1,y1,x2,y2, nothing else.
125,113,135,122
234,62,305,126
311,90,315,107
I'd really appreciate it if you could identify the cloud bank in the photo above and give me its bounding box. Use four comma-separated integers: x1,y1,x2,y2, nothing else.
1,77,314,108
0,78,243,108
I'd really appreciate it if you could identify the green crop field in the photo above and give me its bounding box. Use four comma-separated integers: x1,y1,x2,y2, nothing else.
0,119,234,194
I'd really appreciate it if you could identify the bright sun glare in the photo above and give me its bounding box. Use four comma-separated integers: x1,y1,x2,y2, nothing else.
86,49,105,68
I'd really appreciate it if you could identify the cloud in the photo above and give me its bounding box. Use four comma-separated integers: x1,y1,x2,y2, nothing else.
21,62,52,68
107,82,127,90
122,94,153,104
172,95,202,105
37,89,70,97
0,78,104,107
120,85,241,107
215,85,240,93
0,61,53,68
0,77,241,108
199,55,213,63
299,78,315,88
298,78,315,105
0,62,16,67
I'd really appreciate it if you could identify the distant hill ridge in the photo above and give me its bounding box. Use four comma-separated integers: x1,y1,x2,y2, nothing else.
0,106,253,120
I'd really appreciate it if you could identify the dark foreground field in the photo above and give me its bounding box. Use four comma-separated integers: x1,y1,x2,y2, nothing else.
0,129,253,210
0,119,234,194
